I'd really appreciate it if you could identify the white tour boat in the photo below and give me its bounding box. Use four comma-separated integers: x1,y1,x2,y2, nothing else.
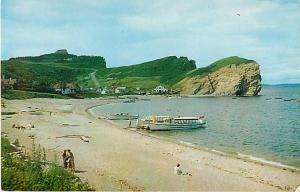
140,115,206,131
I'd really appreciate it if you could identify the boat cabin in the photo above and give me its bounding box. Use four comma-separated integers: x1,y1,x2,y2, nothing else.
173,117,201,124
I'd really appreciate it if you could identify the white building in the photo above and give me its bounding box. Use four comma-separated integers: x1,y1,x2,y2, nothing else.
115,87,127,94
61,83,76,95
101,87,109,95
153,85,168,94
62,88,74,95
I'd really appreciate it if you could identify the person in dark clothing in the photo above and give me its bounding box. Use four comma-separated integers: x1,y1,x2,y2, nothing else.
67,149,75,173
62,150,68,168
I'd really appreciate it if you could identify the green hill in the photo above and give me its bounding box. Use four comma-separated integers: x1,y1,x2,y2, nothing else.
8,49,106,68
79,56,252,90
2,50,256,95
1,50,106,92
78,56,196,89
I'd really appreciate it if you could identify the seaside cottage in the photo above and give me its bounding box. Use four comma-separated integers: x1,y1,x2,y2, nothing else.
134,87,145,95
101,90,107,95
153,85,168,94
115,87,127,94
101,87,111,95
61,83,76,95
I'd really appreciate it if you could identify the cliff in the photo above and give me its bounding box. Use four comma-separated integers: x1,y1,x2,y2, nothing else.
175,57,261,96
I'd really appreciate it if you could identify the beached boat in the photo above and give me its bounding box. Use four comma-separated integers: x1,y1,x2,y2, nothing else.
108,113,139,120
123,99,136,103
80,136,89,142
140,116,206,131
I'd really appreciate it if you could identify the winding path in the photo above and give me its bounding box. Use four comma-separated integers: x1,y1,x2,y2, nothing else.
90,70,100,89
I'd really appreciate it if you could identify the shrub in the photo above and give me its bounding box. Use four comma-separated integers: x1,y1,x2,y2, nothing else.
1,137,93,191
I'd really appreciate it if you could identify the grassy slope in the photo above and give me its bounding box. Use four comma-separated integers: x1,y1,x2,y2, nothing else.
86,56,196,89
1,137,92,191
2,60,94,85
1,52,106,90
88,56,254,90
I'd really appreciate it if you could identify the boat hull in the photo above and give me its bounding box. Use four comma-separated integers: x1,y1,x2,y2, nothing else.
148,122,205,131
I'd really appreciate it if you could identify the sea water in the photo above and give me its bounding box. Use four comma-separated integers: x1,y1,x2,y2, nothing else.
91,85,300,168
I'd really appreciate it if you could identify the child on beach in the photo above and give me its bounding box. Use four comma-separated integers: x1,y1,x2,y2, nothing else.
174,163,192,176
174,163,183,175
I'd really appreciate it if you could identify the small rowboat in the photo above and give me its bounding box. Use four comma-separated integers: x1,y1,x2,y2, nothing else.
80,136,89,142
107,113,139,120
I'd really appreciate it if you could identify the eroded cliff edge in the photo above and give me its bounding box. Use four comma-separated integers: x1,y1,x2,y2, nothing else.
175,57,262,96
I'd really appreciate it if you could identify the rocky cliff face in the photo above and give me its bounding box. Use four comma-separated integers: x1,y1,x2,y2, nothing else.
177,62,261,96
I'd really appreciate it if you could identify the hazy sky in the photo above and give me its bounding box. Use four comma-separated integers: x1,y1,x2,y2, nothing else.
2,0,300,84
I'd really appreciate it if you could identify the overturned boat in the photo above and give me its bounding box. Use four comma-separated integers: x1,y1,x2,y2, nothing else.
139,116,206,131
108,113,139,120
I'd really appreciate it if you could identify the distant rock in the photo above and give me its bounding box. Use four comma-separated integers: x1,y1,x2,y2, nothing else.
55,49,68,54
176,59,261,96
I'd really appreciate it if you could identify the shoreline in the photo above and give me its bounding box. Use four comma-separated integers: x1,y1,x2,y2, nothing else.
131,129,300,172
1,97,300,191
88,99,300,173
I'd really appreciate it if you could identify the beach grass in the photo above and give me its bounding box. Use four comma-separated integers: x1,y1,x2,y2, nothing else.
1,137,92,191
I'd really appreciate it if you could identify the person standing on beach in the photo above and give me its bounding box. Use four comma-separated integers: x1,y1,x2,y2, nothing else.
62,150,67,168
68,149,75,173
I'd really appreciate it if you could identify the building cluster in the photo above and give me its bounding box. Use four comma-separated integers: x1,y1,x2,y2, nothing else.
85,86,144,95
1,73,171,96
153,85,168,94
1,75,17,90
52,83,79,95
52,84,170,95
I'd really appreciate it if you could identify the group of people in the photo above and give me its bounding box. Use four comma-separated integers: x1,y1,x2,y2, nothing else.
62,149,75,172
12,122,34,131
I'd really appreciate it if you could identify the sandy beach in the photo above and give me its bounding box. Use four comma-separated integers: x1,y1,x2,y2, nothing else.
1,97,300,191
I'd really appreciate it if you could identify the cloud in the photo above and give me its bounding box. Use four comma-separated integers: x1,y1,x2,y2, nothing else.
1,0,300,84
117,0,300,83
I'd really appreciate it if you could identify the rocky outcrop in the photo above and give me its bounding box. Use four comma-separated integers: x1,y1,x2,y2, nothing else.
177,62,261,96
55,49,68,54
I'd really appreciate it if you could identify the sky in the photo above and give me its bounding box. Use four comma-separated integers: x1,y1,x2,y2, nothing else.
1,0,300,84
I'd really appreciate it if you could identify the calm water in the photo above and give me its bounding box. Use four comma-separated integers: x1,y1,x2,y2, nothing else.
91,85,300,168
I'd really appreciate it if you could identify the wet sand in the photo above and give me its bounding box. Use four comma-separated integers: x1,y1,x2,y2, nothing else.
1,97,300,191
